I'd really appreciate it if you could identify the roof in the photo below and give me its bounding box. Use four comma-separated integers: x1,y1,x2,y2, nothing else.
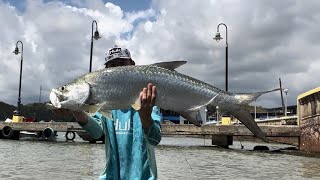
297,87,320,100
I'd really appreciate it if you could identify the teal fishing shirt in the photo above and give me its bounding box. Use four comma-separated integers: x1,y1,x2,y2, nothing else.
81,106,162,180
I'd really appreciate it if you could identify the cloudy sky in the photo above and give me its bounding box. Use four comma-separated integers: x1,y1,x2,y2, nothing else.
0,0,319,109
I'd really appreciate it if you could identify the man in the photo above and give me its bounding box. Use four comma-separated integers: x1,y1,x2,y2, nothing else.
56,45,162,179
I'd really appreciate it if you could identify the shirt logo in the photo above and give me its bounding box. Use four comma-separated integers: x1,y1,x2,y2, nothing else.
114,118,133,135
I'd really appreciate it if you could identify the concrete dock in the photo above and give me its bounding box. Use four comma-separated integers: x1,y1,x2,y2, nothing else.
0,121,301,147
1,86,320,153
0,122,83,132
0,122,300,137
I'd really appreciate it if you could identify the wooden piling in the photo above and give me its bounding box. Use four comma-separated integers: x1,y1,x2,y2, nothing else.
211,135,233,148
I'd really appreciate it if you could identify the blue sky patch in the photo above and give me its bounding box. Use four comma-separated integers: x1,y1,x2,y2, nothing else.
4,0,152,13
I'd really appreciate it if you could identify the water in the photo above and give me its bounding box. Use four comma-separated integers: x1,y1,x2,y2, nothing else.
0,134,320,180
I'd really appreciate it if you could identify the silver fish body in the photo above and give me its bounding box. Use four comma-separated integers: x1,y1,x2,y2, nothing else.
50,61,278,142
86,66,221,111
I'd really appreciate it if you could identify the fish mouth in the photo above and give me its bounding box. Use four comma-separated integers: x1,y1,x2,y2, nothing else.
50,90,62,108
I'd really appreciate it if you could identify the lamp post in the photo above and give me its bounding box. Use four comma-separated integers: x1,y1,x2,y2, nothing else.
216,106,219,123
213,23,228,92
283,88,289,116
89,20,101,72
13,40,24,116
254,100,257,120
39,85,42,103
204,108,208,124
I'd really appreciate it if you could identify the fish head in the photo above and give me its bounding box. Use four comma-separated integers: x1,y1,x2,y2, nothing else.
50,81,90,110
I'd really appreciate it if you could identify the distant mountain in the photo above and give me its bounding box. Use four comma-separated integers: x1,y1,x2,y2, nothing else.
0,101,16,120
0,101,76,122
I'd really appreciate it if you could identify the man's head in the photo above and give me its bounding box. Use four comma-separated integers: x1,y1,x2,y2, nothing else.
105,45,135,68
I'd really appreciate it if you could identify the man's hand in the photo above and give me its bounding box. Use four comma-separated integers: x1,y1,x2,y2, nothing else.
138,83,157,129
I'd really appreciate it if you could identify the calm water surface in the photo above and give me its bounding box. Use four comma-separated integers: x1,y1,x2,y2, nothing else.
0,134,320,180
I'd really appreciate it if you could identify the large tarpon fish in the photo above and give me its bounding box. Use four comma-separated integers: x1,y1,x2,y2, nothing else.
49,61,278,142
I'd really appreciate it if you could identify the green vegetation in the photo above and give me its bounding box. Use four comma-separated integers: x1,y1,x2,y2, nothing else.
0,101,76,122
0,101,273,122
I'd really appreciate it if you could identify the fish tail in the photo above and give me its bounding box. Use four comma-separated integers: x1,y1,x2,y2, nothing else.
208,89,280,142
224,89,280,142
235,88,280,105
228,106,268,142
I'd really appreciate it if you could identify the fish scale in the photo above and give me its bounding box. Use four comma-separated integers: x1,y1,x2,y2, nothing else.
49,61,280,142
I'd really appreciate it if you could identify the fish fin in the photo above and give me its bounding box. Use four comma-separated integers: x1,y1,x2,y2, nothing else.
229,106,268,142
188,106,201,111
151,61,187,70
45,103,58,110
178,110,202,127
98,105,113,120
235,88,280,105
188,92,220,111
99,110,113,120
83,103,105,116
82,110,112,121
131,97,141,110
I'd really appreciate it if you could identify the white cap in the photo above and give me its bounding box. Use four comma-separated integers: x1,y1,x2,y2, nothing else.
105,45,132,62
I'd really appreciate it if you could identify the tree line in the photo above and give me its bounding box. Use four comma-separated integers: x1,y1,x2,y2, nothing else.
0,101,76,122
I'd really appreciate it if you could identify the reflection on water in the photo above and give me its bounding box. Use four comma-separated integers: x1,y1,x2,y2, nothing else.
0,134,320,179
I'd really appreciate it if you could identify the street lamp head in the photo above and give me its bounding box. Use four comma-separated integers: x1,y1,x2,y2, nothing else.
216,106,219,110
13,46,20,55
213,32,223,42
93,30,101,40
283,88,289,93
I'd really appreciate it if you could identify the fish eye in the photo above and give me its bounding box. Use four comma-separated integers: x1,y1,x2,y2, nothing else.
60,86,66,91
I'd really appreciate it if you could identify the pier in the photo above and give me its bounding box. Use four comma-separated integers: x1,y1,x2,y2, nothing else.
0,122,302,148
1,87,320,153
0,122,300,137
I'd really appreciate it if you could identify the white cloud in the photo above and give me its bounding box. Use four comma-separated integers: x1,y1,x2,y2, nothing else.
0,0,320,109
125,0,320,108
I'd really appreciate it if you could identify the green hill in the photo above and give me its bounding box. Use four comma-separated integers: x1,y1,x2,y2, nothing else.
0,102,17,120
0,101,76,122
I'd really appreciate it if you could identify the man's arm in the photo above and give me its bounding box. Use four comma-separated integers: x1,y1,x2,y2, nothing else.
144,106,162,146
138,83,162,146
52,109,104,140
72,111,105,140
